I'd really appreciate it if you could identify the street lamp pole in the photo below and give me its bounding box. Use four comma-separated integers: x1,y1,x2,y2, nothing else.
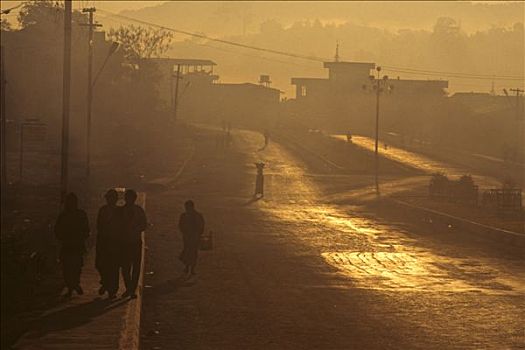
374,66,381,195
91,42,119,88
1,45,7,216
509,88,524,166
81,7,101,179
60,0,72,202
173,64,182,122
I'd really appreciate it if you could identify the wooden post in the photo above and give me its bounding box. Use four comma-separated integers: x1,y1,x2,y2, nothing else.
1,45,6,207
173,64,181,121
19,123,23,181
60,0,72,202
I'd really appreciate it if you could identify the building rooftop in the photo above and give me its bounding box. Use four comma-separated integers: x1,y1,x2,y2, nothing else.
451,92,492,97
216,82,282,93
323,61,375,69
389,79,449,88
149,58,217,66
291,77,329,84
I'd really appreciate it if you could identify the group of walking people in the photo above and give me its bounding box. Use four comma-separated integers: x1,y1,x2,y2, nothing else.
95,189,147,299
54,189,147,299
55,189,206,299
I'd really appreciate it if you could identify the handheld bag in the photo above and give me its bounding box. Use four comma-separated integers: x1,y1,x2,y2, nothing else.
200,230,213,250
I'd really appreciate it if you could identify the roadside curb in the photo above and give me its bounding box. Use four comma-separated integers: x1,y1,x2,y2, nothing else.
118,145,194,349
118,193,147,350
383,197,525,247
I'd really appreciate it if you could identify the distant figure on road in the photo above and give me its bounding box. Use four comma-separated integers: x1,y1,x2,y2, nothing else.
346,132,352,143
226,129,233,148
121,189,147,299
258,129,270,151
178,200,205,275
55,193,90,298
95,189,122,299
254,162,265,198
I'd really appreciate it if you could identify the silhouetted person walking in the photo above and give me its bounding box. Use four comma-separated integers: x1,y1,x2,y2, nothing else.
95,189,122,299
55,193,90,298
258,129,270,151
263,129,270,147
179,200,205,275
346,131,352,143
121,189,147,299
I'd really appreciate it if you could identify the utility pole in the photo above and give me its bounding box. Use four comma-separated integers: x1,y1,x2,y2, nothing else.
1,45,7,215
173,64,181,122
60,0,72,202
81,7,101,179
510,88,524,119
170,72,174,112
509,88,524,166
373,66,390,195
374,66,381,195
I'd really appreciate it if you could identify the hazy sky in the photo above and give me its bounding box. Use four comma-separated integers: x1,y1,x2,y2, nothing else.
0,1,164,13
2,1,523,96
2,1,523,33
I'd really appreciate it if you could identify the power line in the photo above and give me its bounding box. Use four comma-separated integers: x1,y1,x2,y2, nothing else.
382,68,524,81
99,11,316,69
97,8,326,63
383,65,523,79
192,41,320,69
383,65,523,80
97,8,524,82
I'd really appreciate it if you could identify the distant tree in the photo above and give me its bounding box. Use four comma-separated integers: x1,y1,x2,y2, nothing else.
17,0,86,30
209,2,253,35
430,17,469,71
18,0,61,28
433,17,461,36
0,18,11,31
260,19,284,35
107,25,174,62
512,22,524,34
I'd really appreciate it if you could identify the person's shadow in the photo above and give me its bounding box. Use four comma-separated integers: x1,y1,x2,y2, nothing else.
22,297,129,340
242,196,263,206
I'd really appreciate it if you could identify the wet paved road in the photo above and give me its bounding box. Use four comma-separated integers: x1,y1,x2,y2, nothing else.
141,127,525,349
331,134,501,187
333,134,458,174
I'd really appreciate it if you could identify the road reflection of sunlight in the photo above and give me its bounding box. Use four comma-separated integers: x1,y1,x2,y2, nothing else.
332,134,502,188
267,196,525,295
332,135,455,174
247,132,525,296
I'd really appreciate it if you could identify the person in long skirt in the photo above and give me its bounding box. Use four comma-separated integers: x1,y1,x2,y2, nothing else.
95,189,122,299
55,193,90,297
121,189,147,299
178,200,205,275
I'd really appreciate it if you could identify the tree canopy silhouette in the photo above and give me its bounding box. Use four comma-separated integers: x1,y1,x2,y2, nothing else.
108,25,174,62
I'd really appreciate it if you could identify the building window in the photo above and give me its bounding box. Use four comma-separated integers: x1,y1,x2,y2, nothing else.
301,86,307,97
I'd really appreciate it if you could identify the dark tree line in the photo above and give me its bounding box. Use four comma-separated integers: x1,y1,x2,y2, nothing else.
1,0,174,153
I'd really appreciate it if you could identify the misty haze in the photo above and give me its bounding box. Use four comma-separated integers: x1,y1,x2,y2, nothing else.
1,1,524,349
